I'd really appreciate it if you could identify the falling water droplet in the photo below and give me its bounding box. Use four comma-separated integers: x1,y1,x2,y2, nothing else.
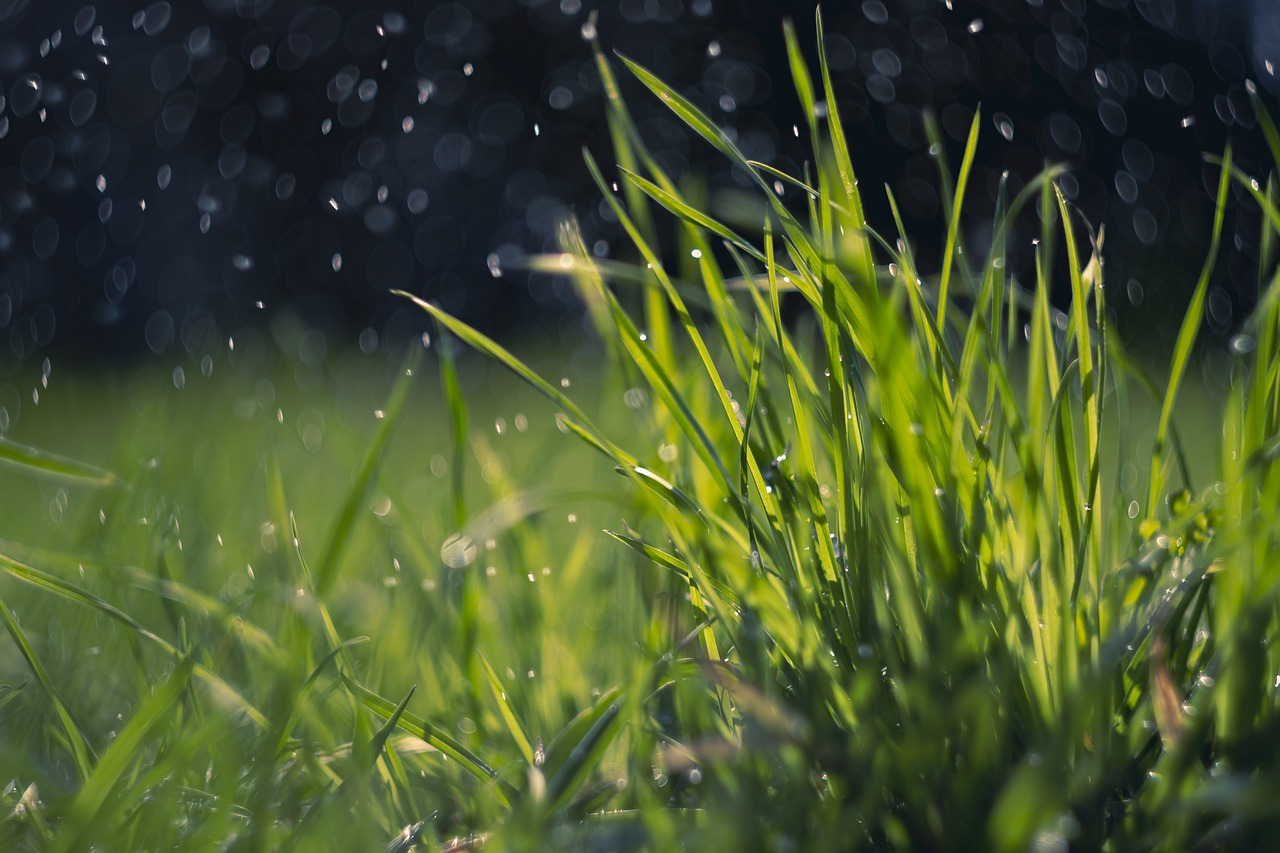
331,253,342,272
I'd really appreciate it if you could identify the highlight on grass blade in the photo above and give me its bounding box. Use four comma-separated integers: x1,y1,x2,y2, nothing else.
0,435,121,488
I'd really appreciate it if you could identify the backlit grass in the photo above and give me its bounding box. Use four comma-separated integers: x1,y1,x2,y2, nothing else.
4,12,1280,851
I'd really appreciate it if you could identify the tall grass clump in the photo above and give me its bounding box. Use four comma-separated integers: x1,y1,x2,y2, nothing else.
409,13,1280,851
4,11,1280,852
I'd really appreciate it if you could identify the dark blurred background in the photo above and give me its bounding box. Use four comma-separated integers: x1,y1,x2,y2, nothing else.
0,0,1274,370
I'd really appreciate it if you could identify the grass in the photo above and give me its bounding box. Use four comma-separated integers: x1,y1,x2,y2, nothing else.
4,12,1280,850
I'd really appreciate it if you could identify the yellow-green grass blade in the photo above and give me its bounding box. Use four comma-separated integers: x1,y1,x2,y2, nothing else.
936,106,981,339
342,672,514,807
478,652,535,767
1146,147,1231,512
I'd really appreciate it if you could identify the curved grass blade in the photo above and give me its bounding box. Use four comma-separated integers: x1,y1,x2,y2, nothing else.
341,672,515,808
542,687,625,812
0,435,121,488
1,551,268,728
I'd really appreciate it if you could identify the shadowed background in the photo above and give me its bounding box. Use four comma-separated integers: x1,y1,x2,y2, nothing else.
0,0,1272,370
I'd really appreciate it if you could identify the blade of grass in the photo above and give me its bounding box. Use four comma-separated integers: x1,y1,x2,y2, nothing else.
314,344,423,597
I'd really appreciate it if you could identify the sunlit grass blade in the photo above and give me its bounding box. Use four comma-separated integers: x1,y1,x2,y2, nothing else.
478,653,534,767
341,672,515,807
1146,147,1231,512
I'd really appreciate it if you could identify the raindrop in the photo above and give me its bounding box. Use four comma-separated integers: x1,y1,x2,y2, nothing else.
321,118,332,134
406,188,428,214
862,0,888,24
331,253,342,272
32,219,60,260
580,16,597,41
1229,334,1255,355
249,45,270,70
487,253,502,277
69,89,96,126
74,6,96,37
463,63,474,76
968,18,984,33
994,112,1014,141
402,116,414,132
10,73,43,118
1180,115,1195,128
872,48,902,77
172,366,185,390
357,79,378,102
707,39,721,57
0,117,8,139
1098,100,1127,136
145,311,175,354
142,1,172,37
98,198,113,223
1114,171,1138,204
1132,209,1157,244
275,173,296,201
231,254,253,271
441,532,477,568
157,165,171,189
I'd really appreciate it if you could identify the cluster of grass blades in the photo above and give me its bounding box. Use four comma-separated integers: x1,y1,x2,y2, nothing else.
415,12,1280,852
4,9,1280,851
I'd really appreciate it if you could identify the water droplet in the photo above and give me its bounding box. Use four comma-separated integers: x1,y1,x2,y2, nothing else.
487,253,502,277
231,254,253,271
994,112,1014,141
321,118,332,134
74,6,96,37
402,116,414,132
331,253,342,272
406,188,428,214
157,165,172,189
1229,334,1255,355
357,79,378,102
172,366,185,389
142,1,172,37
580,16,597,41
441,533,477,568
199,212,211,233
68,90,97,126
250,45,270,70
1180,115,1196,128
463,63,474,76
707,39,721,57
968,18,984,33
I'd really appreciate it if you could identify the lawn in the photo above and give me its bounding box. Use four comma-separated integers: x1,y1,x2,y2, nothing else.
3,15,1280,851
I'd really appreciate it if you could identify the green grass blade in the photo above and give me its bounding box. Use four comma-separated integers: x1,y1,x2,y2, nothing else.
0,594,96,783
314,344,423,597
1146,147,1232,511
0,435,121,488
341,672,514,807
478,653,535,766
